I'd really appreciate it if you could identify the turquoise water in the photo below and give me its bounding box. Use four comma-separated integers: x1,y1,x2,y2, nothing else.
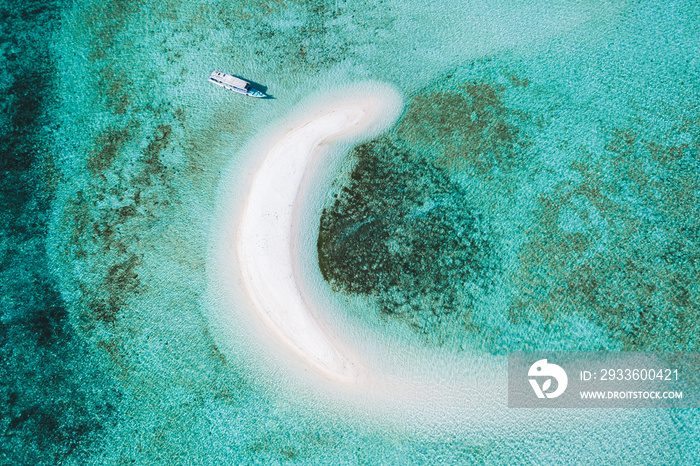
2,0,700,463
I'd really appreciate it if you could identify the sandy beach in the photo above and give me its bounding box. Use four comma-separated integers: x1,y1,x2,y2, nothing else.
235,85,403,384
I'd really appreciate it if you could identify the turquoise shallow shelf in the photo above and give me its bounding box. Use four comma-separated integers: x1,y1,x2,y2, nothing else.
2,0,699,463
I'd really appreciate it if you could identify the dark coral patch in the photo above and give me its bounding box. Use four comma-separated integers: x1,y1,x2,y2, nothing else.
399,80,532,175
318,138,498,341
514,119,700,350
1,0,122,461
317,70,540,343
87,127,132,174
142,124,172,173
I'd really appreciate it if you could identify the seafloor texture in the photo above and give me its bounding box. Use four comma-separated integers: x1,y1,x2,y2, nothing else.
2,0,700,463
319,57,700,354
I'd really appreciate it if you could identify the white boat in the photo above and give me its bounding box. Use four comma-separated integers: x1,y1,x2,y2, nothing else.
208,71,266,98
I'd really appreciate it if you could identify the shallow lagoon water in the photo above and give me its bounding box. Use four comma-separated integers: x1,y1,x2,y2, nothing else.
2,0,700,463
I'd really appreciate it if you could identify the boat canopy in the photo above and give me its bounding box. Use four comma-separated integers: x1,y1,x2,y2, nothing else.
210,71,250,90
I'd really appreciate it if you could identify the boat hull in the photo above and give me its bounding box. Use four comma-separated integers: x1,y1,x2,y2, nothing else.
208,73,266,98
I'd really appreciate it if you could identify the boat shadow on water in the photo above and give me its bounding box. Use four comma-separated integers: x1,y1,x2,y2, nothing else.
239,77,274,99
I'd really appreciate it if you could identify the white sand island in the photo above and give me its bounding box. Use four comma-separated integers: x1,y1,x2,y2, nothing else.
236,84,403,384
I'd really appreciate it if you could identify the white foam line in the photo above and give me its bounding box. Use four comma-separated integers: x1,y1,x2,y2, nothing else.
236,85,403,384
